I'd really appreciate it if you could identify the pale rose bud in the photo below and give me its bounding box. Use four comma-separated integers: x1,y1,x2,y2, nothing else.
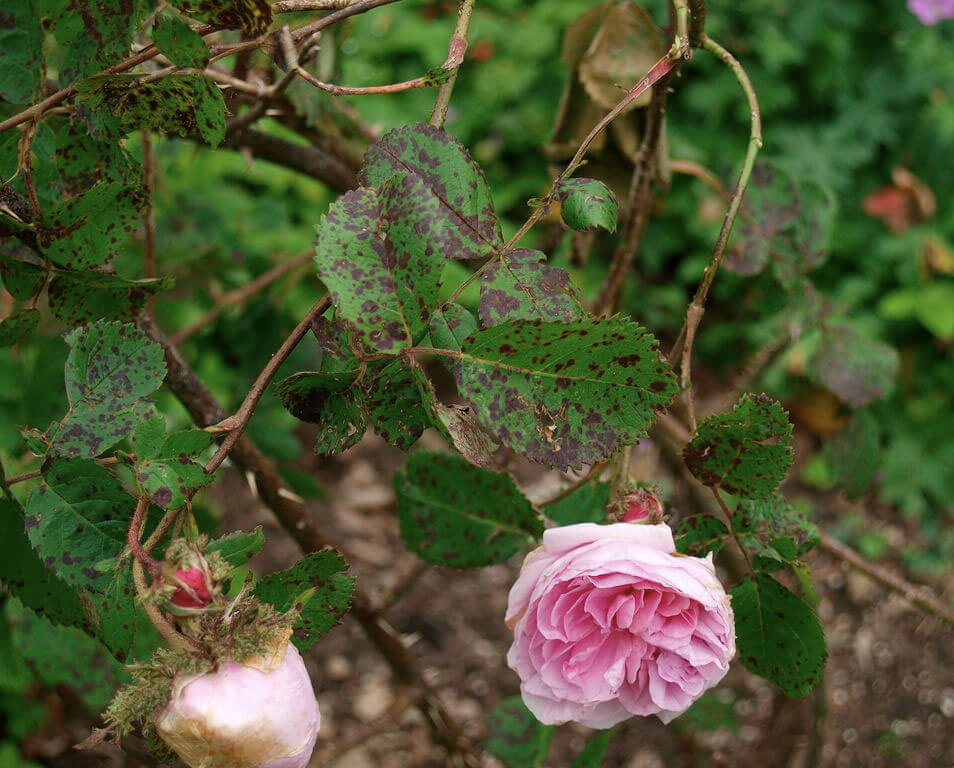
156,642,320,768
620,488,663,522
908,0,954,24
505,523,734,727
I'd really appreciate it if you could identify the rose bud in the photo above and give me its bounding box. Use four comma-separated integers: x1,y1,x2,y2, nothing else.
161,547,217,615
506,523,734,727
156,641,320,768
619,487,663,523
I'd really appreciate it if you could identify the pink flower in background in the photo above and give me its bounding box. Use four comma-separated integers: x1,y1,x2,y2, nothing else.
506,523,734,728
157,643,320,768
908,0,954,24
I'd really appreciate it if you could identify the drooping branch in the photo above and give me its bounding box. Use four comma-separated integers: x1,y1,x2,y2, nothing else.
670,34,762,430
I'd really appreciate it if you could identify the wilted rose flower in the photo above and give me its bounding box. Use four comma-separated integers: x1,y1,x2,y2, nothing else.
157,642,320,768
506,523,734,727
908,0,954,24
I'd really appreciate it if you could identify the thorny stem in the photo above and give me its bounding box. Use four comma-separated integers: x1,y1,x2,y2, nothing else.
170,252,311,345
127,497,160,576
670,34,762,432
429,0,477,128
204,295,331,475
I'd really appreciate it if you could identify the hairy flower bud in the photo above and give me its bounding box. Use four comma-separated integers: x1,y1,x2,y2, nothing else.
161,545,218,616
156,642,320,768
620,488,663,523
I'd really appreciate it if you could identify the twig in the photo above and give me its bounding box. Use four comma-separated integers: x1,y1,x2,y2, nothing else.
378,562,431,612
670,34,762,431
203,296,330,474
142,130,158,315
273,0,359,10
429,0,476,128
169,252,311,345
818,533,954,627
142,506,181,553
136,313,479,764
711,486,753,571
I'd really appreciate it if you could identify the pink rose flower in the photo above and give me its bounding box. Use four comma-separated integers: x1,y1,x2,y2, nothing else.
506,523,734,727
157,642,320,768
908,0,954,24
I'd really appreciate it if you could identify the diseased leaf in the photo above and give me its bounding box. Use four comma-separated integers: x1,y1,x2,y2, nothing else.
486,696,553,768
556,178,618,233
570,731,611,768
0,250,45,300
0,0,43,104
79,74,227,147
0,308,39,347
0,498,90,630
7,601,125,711
207,527,265,567
48,272,171,326
773,179,836,284
732,495,819,570
358,122,503,261
363,359,430,451
456,317,677,470
134,429,213,510
43,320,166,458
48,0,143,82
89,562,163,663
152,13,210,69
731,573,826,697
809,324,899,408
314,175,447,353
25,459,132,589
395,451,543,567
684,394,794,499
544,481,610,526
36,183,146,270
479,249,584,326
430,303,478,351
167,0,272,36
822,409,881,498
726,162,800,276
254,551,355,651
674,515,728,557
